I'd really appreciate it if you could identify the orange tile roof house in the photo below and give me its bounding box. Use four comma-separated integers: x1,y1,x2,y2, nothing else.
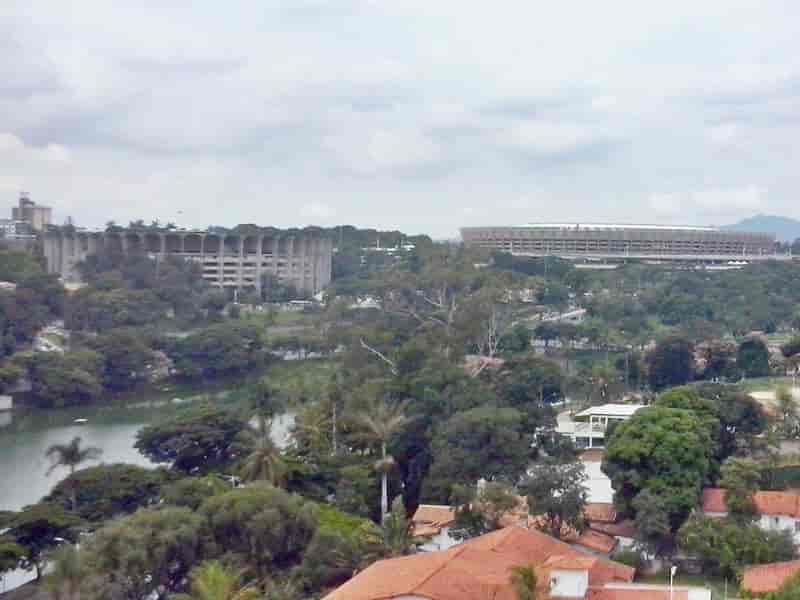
702,488,800,544
741,559,800,595
412,504,459,552
323,526,710,600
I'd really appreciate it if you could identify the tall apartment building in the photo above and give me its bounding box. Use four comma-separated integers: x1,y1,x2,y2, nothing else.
11,193,52,231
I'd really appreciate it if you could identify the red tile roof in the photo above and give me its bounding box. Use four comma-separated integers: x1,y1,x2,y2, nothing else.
585,503,618,523
575,529,618,554
741,560,800,595
702,488,800,517
587,588,689,600
590,520,637,539
412,504,457,537
323,526,635,600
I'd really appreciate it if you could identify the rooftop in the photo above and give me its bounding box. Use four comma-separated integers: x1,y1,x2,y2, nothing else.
702,488,800,517
741,559,800,594
523,223,719,232
323,526,636,600
575,404,646,419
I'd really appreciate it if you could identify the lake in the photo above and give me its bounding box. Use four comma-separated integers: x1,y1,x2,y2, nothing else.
0,397,294,593
0,400,295,513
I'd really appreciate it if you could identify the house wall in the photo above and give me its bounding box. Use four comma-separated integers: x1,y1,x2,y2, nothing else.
419,527,459,552
758,514,800,544
550,569,588,598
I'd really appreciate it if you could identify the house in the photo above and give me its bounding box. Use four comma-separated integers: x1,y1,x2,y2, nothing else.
557,404,646,449
323,526,710,600
412,504,458,552
741,559,800,596
702,488,800,543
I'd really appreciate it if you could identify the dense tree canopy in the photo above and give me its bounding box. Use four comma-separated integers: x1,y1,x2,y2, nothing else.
135,406,249,474
646,336,695,390
423,406,532,502
602,405,715,527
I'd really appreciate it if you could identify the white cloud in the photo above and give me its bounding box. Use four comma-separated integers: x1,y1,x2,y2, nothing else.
301,202,335,219
649,186,766,218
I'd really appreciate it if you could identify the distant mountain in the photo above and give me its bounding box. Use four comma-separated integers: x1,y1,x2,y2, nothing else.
722,214,800,243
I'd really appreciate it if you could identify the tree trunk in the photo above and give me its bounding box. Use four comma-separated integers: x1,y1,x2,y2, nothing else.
381,442,389,520
332,401,338,456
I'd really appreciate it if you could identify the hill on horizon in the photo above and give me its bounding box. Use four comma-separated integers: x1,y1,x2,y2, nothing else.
722,214,800,243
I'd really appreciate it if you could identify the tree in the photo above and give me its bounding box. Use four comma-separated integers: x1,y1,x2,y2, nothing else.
0,540,25,579
45,545,87,600
450,482,518,540
362,496,419,559
510,565,539,600
631,490,671,559
678,515,795,578
424,406,532,503
602,406,715,527
4,503,82,580
90,329,154,390
719,458,761,520
199,483,317,579
84,506,203,600
766,571,800,600
781,336,800,358
162,475,230,510
45,437,103,511
171,321,268,378
174,561,260,600
522,460,587,539
17,351,103,408
738,336,771,378
354,398,409,519
238,416,287,486
45,463,168,521
135,405,248,474
776,386,799,438
533,322,560,348
647,336,695,390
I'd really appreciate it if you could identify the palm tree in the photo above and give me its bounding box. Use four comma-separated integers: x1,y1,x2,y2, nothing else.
510,565,539,600
238,415,286,486
176,561,260,600
45,437,102,511
362,496,419,560
355,398,409,520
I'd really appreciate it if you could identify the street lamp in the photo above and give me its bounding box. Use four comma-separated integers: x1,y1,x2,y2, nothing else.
670,565,677,600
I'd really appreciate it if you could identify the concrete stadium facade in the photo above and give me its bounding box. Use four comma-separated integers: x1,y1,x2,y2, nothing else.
42,229,333,296
460,223,784,262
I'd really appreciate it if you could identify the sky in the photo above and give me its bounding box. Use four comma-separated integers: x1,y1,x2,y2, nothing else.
1,1,799,239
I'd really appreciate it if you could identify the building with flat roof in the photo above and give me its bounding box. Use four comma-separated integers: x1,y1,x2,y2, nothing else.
557,404,646,449
461,223,785,263
42,228,333,296
11,193,52,232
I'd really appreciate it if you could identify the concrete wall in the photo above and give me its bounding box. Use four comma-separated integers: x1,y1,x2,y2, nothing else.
42,230,333,296
550,569,588,598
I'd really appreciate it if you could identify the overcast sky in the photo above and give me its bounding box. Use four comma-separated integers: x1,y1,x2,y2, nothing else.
1,1,799,238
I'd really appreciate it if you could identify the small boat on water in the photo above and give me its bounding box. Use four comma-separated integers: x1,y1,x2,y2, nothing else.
73,418,88,424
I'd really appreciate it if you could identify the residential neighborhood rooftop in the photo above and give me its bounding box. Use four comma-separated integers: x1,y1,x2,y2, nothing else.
741,559,800,595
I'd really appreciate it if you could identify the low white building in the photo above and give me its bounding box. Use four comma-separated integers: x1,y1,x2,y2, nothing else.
557,403,645,449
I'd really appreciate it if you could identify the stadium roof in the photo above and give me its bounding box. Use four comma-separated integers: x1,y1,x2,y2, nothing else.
522,223,719,232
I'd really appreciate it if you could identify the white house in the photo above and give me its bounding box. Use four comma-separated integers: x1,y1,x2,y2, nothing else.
702,488,800,544
557,403,645,449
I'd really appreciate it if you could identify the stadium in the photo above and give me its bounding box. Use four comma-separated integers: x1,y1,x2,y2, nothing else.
460,223,785,262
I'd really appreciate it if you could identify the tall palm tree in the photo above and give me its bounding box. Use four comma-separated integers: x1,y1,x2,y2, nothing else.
177,561,260,600
355,398,409,520
45,437,102,511
238,415,286,486
510,565,539,600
